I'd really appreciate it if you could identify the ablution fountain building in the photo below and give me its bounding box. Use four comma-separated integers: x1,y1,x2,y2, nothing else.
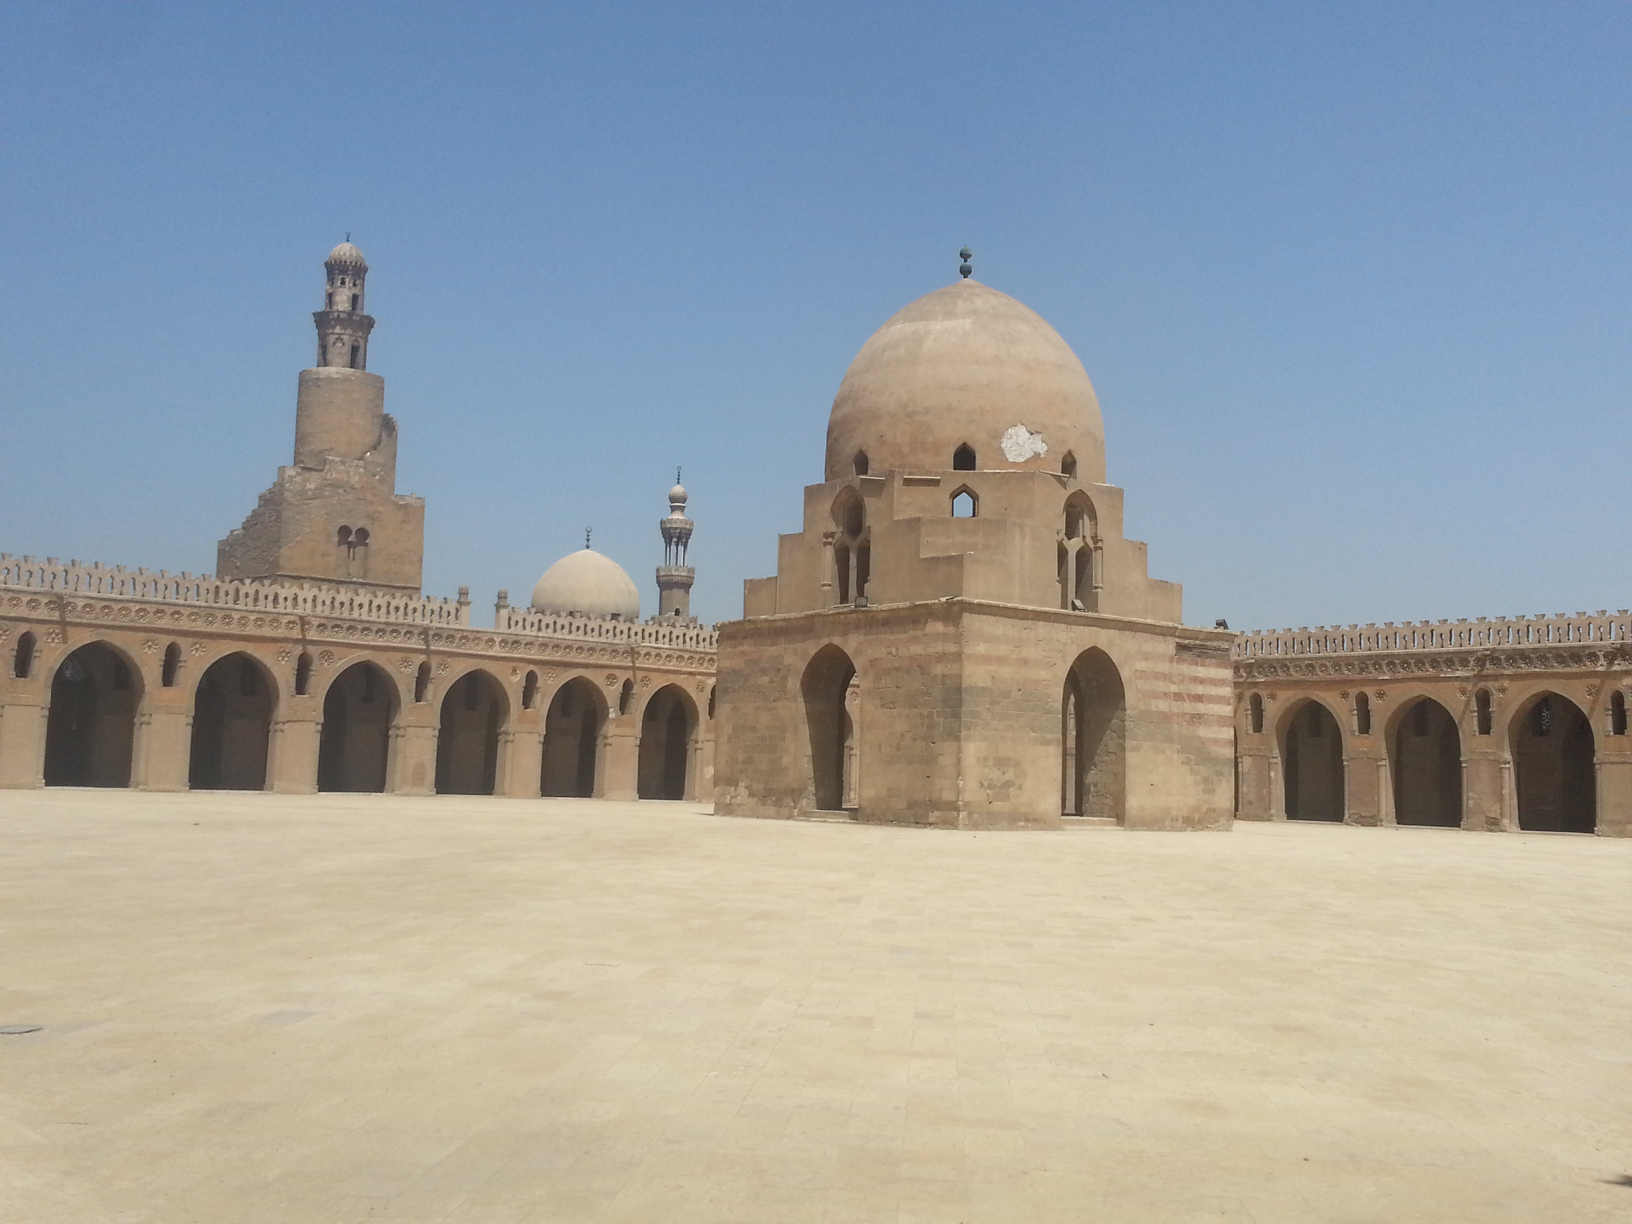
1,243,1627,836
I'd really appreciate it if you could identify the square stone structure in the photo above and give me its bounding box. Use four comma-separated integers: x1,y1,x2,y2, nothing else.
715,271,1235,829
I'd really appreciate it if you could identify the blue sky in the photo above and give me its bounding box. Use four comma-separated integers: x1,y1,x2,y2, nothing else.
1,1,1626,630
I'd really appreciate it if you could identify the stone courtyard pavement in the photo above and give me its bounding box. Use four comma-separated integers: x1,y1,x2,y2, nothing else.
0,791,1628,1223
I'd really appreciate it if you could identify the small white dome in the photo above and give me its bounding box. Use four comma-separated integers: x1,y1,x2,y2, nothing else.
530,549,640,620
668,483,688,507
326,241,367,268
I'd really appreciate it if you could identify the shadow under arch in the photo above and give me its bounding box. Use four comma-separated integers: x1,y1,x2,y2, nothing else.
435,668,508,795
189,652,277,791
44,641,143,787
542,676,606,798
1386,696,1461,827
637,684,698,800
1279,698,1344,821
1062,647,1125,822
1510,691,1595,833
317,660,398,793
802,645,856,812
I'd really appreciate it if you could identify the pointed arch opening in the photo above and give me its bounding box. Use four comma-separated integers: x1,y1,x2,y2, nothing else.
1248,692,1264,734
43,642,141,787
542,677,604,798
638,684,697,800
1388,697,1461,827
1059,493,1099,611
1610,690,1627,737
1475,688,1492,736
1280,700,1344,821
1060,451,1077,480
317,661,397,793
831,489,869,607
161,642,182,687
1511,692,1595,832
852,450,869,476
414,661,431,703
950,488,978,518
952,443,976,471
435,669,508,795
522,670,539,710
189,652,275,790
1061,648,1126,822
802,645,857,813
294,651,313,696
12,631,36,679
1354,690,1372,735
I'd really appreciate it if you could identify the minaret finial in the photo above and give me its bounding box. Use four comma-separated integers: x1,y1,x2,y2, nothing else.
959,246,973,279
585,527,592,549
345,231,351,243
676,465,682,483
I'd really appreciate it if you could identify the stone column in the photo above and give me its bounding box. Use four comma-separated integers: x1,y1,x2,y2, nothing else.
0,697,45,788
602,719,639,800
136,707,192,792
1596,751,1632,837
392,722,438,795
501,725,542,799
270,716,320,793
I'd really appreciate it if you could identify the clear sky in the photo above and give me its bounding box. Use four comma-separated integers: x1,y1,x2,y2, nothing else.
2,1,1626,631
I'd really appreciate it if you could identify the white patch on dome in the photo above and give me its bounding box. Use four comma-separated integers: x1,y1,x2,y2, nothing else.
1000,424,1048,463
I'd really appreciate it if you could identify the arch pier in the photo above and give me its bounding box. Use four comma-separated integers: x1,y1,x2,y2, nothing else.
1235,612,1632,836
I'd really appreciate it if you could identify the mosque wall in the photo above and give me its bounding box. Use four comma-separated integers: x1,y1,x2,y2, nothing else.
1233,613,1632,836
0,557,716,801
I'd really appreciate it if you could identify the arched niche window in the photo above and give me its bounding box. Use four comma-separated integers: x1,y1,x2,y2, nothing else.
1354,691,1371,735
952,443,976,471
348,341,361,369
337,525,353,546
1248,692,1264,734
831,490,869,606
1474,688,1492,736
353,527,370,545
522,670,539,710
852,450,869,476
12,631,36,679
619,679,635,716
1059,494,1099,612
414,661,431,703
1611,690,1627,737
349,293,360,311
950,489,977,518
295,651,313,696
1060,451,1077,480
161,642,182,688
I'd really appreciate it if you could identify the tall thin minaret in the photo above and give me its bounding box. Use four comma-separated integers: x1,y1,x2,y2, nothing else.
314,239,375,370
657,471,695,620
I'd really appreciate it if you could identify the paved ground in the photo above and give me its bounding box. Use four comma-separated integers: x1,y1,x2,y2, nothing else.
0,791,1628,1223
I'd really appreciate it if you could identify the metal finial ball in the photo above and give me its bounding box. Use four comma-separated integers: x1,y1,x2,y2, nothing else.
585,527,592,549
959,246,973,278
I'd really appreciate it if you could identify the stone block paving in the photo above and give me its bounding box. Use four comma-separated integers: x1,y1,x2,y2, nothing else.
0,790,1629,1222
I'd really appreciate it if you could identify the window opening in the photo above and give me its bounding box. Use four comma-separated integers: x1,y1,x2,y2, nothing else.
1475,689,1492,735
161,642,182,687
1061,451,1077,479
295,652,313,696
337,525,352,546
852,451,869,476
619,679,634,716
1355,691,1371,735
1611,690,1627,736
1248,693,1263,734
349,342,360,369
13,631,37,679
349,293,359,311
951,490,976,518
414,661,430,703
952,443,976,471
708,686,716,719
522,671,538,710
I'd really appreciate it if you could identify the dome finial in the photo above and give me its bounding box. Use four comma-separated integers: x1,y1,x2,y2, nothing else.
345,231,351,243
959,246,973,279
585,526,592,549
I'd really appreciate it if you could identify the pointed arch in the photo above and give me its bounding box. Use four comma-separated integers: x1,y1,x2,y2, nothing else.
317,660,398,793
161,642,183,687
189,652,276,791
542,677,606,797
952,443,976,470
950,486,978,518
1386,696,1461,827
435,669,508,795
43,641,142,787
1278,698,1344,821
12,630,36,679
1061,648,1125,822
638,684,698,799
852,450,869,476
1510,691,1595,832
802,645,857,812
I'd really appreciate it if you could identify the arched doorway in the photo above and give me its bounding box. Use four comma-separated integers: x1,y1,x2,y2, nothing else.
1389,698,1462,827
1282,700,1344,821
802,645,856,812
435,669,507,795
43,642,141,787
637,684,696,799
1512,692,1596,832
316,661,397,793
189,653,275,790
1062,648,1125,822
541,677,603,797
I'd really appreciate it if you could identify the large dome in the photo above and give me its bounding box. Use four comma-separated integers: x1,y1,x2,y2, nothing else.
530,549,641,620
825,279,1106,484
